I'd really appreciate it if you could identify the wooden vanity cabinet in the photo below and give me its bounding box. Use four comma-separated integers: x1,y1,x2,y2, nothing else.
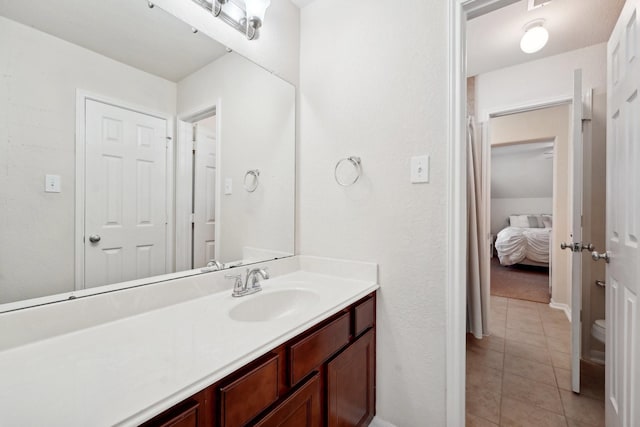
141,293,376,427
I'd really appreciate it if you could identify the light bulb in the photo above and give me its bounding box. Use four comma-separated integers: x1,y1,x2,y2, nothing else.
520,25,549,54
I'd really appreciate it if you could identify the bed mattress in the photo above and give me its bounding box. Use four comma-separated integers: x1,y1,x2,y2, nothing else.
495,226,551,266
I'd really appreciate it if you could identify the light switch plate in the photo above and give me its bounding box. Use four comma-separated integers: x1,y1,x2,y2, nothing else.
45,174,61,193
410,155,429,183
224,178,233,195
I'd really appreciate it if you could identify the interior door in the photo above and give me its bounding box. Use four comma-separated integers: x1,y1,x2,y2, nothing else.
606,2,640,425
192,119,218,268
84,99,168,288
569,69,584,393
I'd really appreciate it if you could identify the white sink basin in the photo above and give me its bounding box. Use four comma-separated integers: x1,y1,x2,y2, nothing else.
228,288,319,322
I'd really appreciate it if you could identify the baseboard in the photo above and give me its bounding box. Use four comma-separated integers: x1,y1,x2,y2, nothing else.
369,416,397,427
589,350,605,365
549,300,571,322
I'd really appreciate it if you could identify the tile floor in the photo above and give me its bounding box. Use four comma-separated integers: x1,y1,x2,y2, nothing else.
466,296,605,427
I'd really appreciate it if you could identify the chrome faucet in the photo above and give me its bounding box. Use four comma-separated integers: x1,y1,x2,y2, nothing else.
201,259,224,273
226,267,269,297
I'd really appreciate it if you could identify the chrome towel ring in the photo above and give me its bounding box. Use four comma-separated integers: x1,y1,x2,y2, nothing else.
243,169,260,192
334,156,362,186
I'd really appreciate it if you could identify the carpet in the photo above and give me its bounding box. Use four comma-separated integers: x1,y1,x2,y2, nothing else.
490,257,550,304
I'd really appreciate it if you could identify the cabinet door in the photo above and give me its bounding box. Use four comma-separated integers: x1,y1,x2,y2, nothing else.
327,329,375,427
140,388,212,427
253,373,321,427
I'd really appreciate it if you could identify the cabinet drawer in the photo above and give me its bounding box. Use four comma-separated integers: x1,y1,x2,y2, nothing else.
253,373,321,427
354,297,375,337
289,312,350,386
141,399,200,427
220,354,279,427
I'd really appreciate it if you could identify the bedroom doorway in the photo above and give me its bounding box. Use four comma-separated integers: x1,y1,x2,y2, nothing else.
489,138,556,305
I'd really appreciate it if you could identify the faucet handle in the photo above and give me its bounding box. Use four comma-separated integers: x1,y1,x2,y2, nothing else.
225,273,244,293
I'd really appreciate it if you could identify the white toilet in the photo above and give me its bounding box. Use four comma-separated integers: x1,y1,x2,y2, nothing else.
592,319,606,345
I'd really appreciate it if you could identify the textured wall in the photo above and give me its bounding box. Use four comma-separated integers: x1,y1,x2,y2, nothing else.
298,0,449,424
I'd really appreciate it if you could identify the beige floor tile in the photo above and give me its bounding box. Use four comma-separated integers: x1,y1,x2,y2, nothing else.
467,333,506,354
566,418,602,427
505,339,552,365
506,318,545,335
547,335,571,354
550,350,571,370
559,389,604,427
466,364,503,391
542,323,570,339
504,354,557,386
508,307,541,321
506,328,548,349
491,317,508,333
467,346,504,371
554,367,572,391
492,325,507,339
508,298,544,309
502,372,564,415
466,384,502,424
492,295,508,309
500,396,568,427
466,413,499,427
541,313,570,329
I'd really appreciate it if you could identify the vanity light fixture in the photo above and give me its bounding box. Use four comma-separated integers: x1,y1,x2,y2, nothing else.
192,0,271,40
520,19,549,54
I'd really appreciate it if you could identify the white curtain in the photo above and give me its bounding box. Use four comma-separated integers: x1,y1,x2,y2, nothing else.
467,117,490,338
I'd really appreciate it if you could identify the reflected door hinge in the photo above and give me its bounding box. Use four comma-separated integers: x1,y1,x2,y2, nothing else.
190,213,195,224
192,140,197,152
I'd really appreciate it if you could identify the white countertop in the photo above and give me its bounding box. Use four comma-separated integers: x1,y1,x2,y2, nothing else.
0,258,378,426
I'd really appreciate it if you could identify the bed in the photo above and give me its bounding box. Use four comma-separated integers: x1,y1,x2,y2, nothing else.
495,214,552,267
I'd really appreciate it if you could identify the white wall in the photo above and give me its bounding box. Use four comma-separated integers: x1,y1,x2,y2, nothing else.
153,0,300,86
0,16,176,304
475,43,607,120
298,0,448,425
476,43,607,359
491,198,553,235
177,53,296,264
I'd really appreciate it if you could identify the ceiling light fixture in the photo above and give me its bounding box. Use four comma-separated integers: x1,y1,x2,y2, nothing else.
192,0,271,41
520,19,549,54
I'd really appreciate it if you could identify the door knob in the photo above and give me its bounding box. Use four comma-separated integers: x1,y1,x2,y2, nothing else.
595,280,606,288
591,251,610,263
88,234,101,243
581,243,595,251
560,242,576,251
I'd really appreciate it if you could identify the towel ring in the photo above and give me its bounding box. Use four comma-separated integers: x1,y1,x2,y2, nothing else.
334,156,362,187
243,169,260,192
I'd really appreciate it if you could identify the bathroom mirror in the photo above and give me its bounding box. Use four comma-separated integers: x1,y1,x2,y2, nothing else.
0,0,295,310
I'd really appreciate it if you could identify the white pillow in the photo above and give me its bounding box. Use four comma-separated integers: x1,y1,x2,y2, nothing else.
509,215,532,228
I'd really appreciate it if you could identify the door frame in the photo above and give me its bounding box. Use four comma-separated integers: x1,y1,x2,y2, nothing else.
175,100,222,271
74,90,175,290
446,1,569,424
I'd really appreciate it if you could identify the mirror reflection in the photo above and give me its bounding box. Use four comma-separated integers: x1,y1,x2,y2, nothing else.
0,0,295,307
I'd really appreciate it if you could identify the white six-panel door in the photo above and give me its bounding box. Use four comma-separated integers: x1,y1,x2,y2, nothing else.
192,121,217,268
84,99,168,288
607,1,640,426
